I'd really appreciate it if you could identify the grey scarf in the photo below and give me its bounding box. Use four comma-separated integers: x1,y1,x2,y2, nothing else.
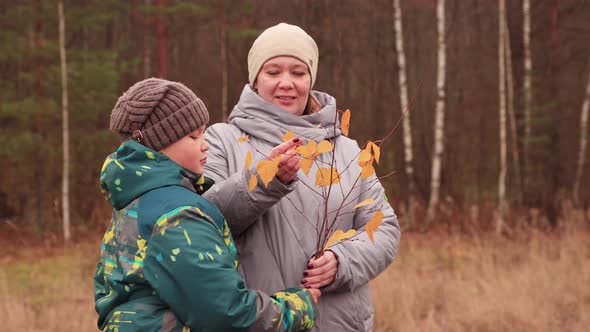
228,84,341,146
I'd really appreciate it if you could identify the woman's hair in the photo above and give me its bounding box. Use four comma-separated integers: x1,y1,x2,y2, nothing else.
304,94,321,115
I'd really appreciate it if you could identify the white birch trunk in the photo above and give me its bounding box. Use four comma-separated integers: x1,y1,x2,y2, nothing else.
392,0,416,226
58,0,71,242
426,0,446,225
504,6,521,202
573,65,590,204
498,0,508,234
523,0,533,189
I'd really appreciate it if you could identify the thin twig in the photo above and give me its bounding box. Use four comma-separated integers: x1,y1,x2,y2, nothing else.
266,178,319,231
374,93,417,147
327,178,380,215
315,111,340,257
325,204,385,249
243,140,321,230
246,141,271,160
324,169,396,238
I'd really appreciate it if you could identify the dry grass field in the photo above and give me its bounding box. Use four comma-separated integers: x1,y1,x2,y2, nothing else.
371,227,590,331
1,217,589,331
0,237,99,331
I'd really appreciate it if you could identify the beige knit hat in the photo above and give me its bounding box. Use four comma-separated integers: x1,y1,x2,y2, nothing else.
109,78,209,151
248,23,319,88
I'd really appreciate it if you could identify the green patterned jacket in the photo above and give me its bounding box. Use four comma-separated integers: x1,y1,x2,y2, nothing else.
95,140,316,331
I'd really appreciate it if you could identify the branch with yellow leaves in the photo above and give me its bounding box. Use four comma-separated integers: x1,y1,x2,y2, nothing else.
236,108,397,260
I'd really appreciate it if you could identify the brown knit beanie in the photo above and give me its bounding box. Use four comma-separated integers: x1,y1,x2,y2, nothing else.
109,78,209,151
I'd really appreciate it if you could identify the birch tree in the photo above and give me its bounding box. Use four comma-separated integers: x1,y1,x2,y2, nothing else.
523,0,533,191
392,0,416,227
58,0,71,242
573,65,590,204
426,0,446,225
497,0,508,234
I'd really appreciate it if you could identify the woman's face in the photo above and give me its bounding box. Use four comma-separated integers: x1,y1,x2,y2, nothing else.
255,56,311,116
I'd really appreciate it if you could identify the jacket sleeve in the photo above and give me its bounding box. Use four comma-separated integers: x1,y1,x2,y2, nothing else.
324,171,401,292
203,123,297,235
143,208,316,331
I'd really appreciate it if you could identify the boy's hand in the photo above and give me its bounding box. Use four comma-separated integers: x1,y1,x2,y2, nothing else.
268,138,302,183
308,288,321,303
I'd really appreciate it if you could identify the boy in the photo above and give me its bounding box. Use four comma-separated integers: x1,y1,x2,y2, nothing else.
94,78,318,331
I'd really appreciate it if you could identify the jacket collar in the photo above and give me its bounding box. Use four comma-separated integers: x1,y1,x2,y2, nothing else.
100,140,209,210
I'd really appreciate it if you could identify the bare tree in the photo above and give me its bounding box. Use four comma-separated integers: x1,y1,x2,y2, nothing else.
32,0,46,233
504,7,521,203
573,64,590,205
143,0,152,78
156,0,168,78
426,0,447,226
497,0,508,234
58,0,71,242
523,0,533,191
219,0,228,121
392,0,416,227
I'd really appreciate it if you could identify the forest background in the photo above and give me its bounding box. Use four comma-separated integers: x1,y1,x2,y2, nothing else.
0,0,589,331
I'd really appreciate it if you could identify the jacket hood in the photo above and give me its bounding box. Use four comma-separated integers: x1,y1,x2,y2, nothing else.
228,84,341,146
100,140,205,210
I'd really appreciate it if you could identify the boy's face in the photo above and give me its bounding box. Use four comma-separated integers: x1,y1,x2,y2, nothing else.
159,125,208,175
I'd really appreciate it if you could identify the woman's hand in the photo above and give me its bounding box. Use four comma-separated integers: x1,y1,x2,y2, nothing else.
268,137,302,183
301,250,338,289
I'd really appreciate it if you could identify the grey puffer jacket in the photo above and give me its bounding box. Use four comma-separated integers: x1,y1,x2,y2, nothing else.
204,85,401,332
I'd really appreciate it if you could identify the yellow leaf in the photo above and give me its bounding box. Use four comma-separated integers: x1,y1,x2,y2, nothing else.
295,140,330,173
295,144,308,156
248,175,257,191
367,141,381,164
244,151,253,170
360,164,375,179
315,167,341,187
282,131,295,142
366,211,384,243
354,198,375,209
256,156,281,187
237,135,249,143
341,109,351,136
305,140,317,157
316,140,333,155
324,229,356,249
358,149,373,167
300,157,313,175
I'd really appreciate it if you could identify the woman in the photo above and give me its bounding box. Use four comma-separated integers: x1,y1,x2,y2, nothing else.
204,23,401,331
